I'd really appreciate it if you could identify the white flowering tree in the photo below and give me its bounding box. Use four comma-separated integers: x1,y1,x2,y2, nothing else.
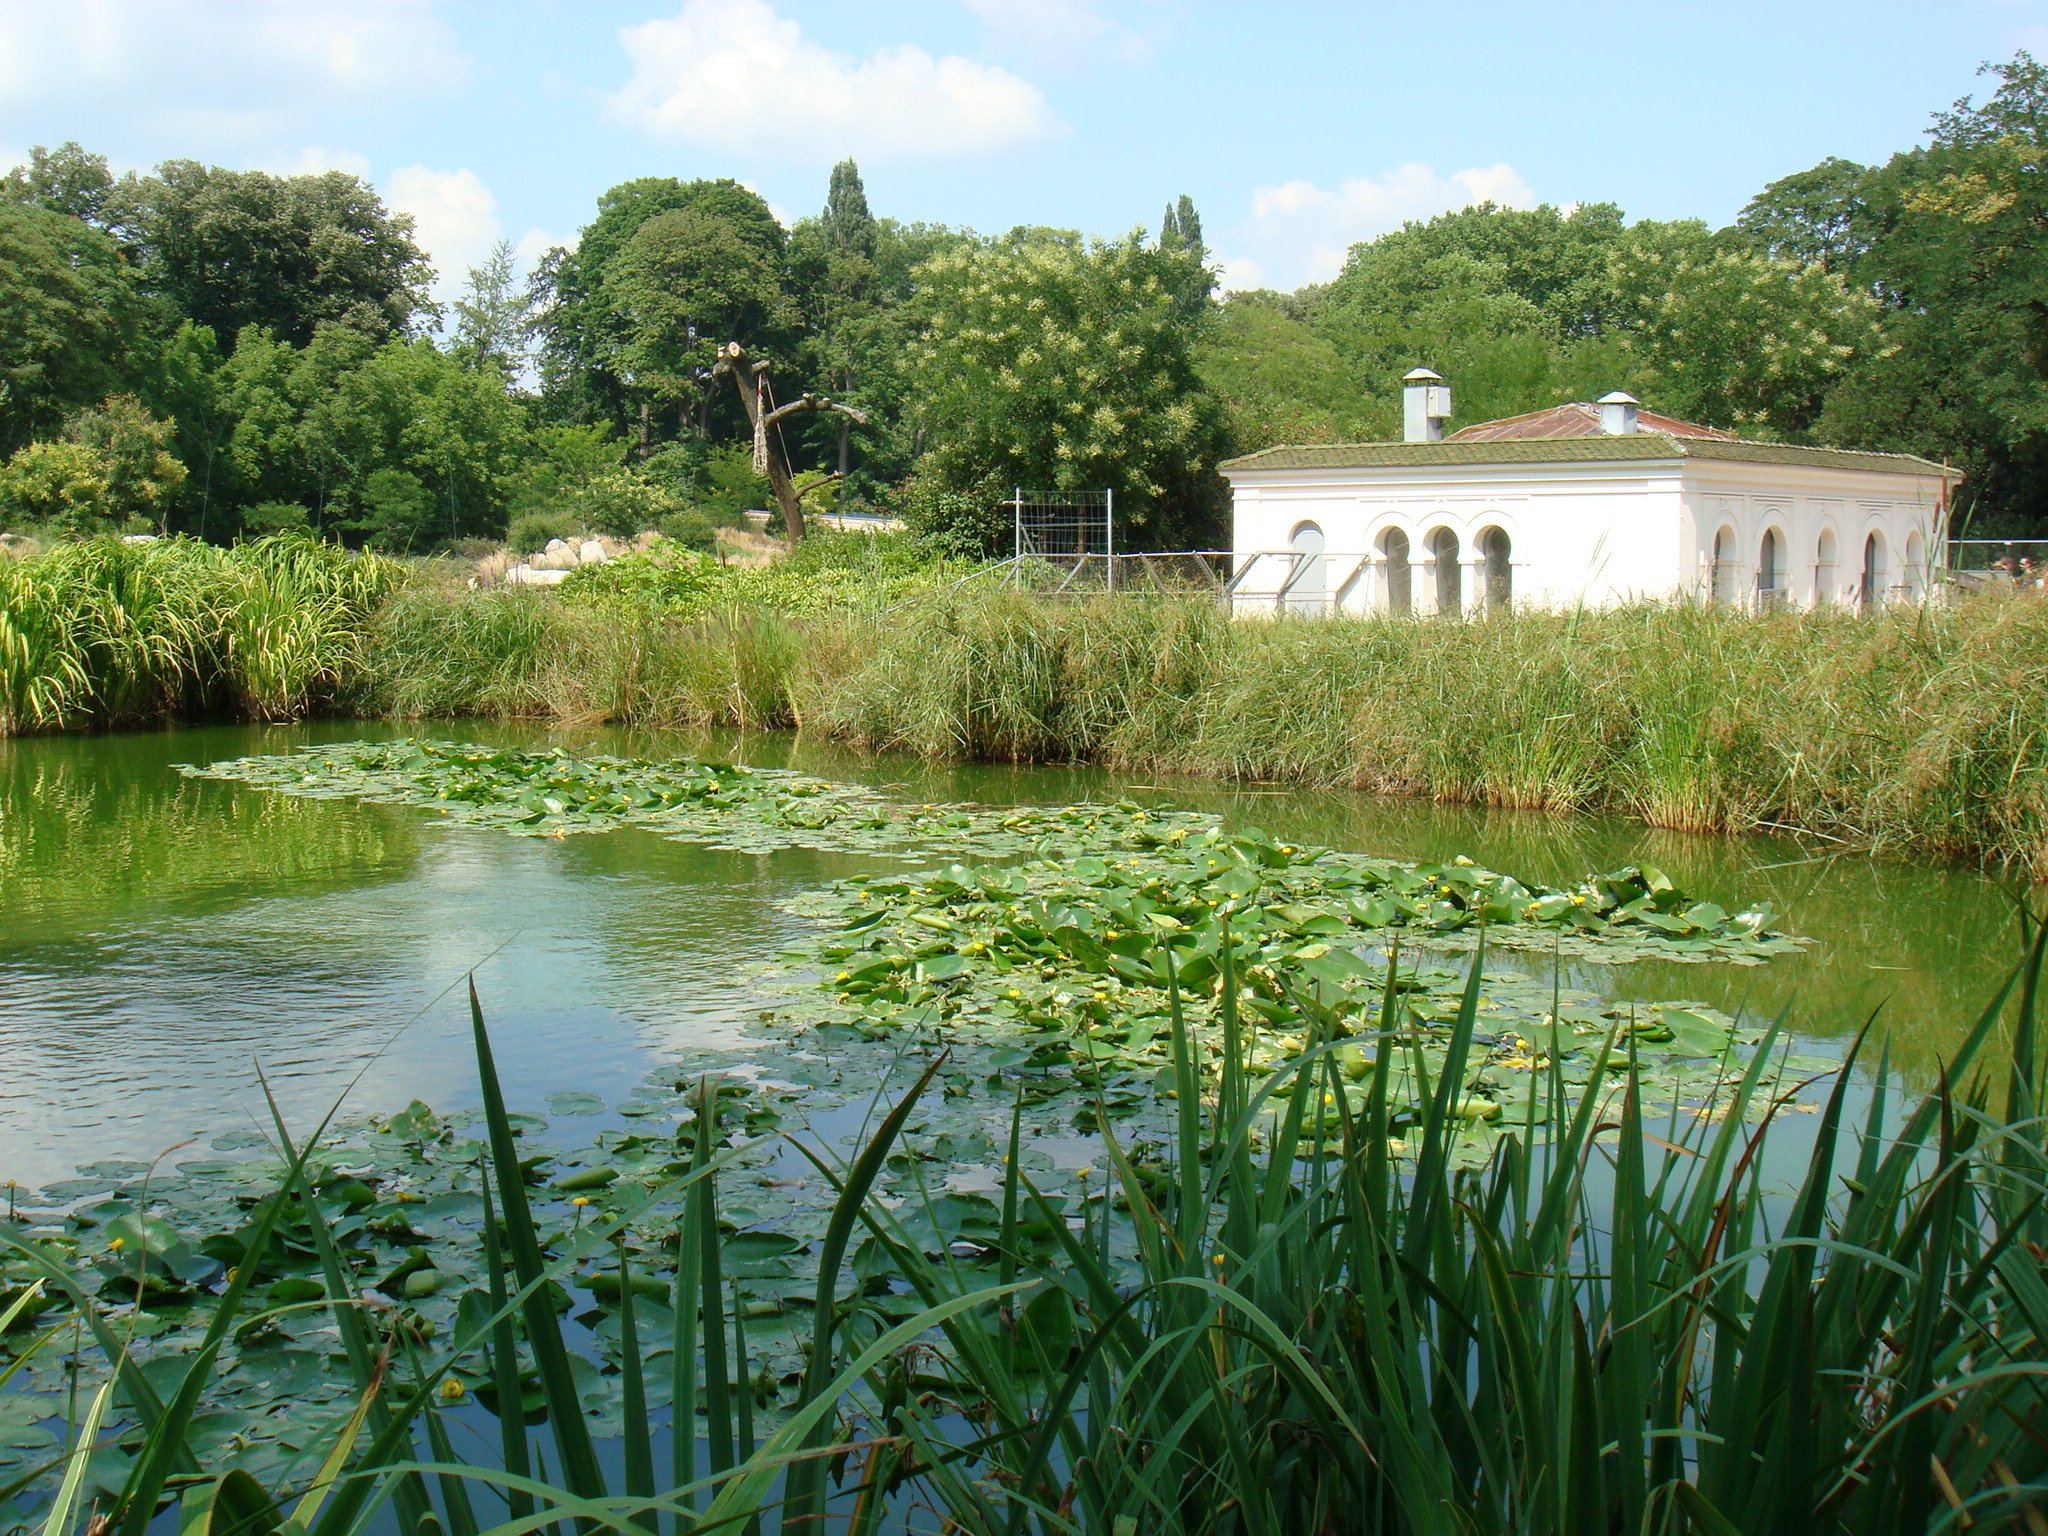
905,233,1226,551
1610,227,1884,437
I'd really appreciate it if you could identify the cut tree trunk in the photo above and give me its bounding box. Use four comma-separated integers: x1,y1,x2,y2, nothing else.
713,342,870,550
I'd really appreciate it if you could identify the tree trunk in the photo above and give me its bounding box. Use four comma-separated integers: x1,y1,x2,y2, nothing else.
713,343,870,552
835,416,850,482
723,359,807,547
637,401,651,460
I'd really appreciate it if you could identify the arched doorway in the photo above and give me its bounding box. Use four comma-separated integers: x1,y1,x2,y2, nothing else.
1287,520,1326,613
1815,528,1838,608
1861,532,1888,610
1377,527,1412,615
1904,530,1926,601
1711,526,1739,605
1758,528,1785,609
1426,527,1460,615
1478,526,1512,613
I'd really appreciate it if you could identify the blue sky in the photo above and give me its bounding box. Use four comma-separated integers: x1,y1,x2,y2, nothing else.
3,0,2043,303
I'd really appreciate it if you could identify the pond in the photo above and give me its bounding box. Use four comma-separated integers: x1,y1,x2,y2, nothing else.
0,719,2023,1193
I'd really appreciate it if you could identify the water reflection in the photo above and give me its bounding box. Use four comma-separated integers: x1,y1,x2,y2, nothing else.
0,719,2026,1187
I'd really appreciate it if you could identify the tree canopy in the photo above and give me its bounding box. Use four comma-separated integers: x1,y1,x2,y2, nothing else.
117,161,431,348
3,55,2045,550
906,233,1227,549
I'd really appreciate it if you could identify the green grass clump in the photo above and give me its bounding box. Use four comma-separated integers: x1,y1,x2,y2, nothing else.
0,535,398,733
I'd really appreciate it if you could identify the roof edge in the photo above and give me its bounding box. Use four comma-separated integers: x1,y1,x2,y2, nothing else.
1220,433,1955,478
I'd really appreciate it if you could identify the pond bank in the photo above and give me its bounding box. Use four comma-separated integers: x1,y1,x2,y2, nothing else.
361,581,2048,876
0,718,2025,1192
11,535,2048,873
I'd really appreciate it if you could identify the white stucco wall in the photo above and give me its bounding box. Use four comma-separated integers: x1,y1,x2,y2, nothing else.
1678,461,1945,609
1225,453,1949,614
1226,459,1687,615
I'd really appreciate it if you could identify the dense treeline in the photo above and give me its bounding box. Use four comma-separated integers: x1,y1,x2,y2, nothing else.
2,52,2043,550
1210,55,2048,534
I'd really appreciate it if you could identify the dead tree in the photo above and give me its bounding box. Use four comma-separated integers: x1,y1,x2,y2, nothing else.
712,341,869,548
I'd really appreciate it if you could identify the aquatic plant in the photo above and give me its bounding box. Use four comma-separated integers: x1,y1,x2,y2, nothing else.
0,535,398,733
3,920,2044,1533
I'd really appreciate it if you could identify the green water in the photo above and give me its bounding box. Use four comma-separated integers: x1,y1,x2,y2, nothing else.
0,720,2021,1190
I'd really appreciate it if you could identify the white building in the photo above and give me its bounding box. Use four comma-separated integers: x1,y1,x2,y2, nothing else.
1220,370,1954,614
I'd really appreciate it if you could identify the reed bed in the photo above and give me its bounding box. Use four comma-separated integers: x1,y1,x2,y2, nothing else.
12,544,2048,872
0,536,398,732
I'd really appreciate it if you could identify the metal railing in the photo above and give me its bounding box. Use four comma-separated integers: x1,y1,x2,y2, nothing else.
944,551,1527,614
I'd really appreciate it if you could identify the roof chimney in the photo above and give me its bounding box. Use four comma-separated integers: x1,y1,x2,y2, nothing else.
1598,391,1641,436
1403,368,1452,443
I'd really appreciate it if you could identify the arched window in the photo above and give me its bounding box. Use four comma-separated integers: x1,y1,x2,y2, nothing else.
1711,526,1739,605
1904,530,1927,601
1377,527,1412,615
1814,528,1838,608
1758,528,1785,609
1478,526,1512,613
1861,532,1888,610
1426,527,1461,615
1287,520,1326,613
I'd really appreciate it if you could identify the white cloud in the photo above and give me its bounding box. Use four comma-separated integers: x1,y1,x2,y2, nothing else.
514,227,568,269
0,2,469,113
245,5,468,95
611,0,1058,159
266,145,373,179
387,165,502,306
1218,162,1537,293
956,0,1156,64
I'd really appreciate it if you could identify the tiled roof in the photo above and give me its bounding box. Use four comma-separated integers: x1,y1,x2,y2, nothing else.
1220,434,1952,478
1447,401,1735,441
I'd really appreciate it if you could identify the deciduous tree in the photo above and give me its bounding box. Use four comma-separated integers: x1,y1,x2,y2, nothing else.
907,233,1227,550
0,202,146,452
116,162,431,349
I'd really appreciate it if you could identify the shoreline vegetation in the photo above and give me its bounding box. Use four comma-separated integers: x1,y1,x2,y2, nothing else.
9,534,2048,875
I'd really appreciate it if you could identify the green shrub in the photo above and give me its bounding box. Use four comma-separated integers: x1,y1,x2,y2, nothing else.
893,466,1008,556
507,509,582,557
0,440,114,535
572,468,681,539
694,442,770,520
656,508,721,552
556,541,936,618
241,500,310,535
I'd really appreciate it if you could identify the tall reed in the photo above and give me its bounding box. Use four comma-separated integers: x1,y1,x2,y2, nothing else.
7,932,2047,1533
0,536,398,733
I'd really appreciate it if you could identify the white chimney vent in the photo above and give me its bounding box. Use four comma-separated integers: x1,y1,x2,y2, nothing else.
1403,367,1452,442
1598,391,1641,436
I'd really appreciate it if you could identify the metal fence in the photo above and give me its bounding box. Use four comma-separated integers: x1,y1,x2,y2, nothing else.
983,550,1524,613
